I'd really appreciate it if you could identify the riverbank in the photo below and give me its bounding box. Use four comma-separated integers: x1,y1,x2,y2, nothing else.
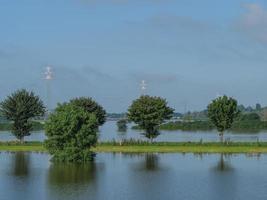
1,141,267,153
158,120,267,133
0,121,44,131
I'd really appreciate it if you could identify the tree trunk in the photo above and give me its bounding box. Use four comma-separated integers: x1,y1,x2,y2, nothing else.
150,137,153,143
20,137,24,144
219,132,224,143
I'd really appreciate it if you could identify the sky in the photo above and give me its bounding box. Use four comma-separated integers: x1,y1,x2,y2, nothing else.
0,0,267,113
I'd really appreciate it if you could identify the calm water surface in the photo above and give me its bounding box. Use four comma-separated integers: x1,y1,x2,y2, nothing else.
0,152,267,200
0,121,267,142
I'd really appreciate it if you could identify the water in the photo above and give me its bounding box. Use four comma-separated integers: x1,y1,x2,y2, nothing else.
1,121,267,142
0,152,267,200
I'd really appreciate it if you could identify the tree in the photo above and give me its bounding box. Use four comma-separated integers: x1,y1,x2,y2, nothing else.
256,103,262,111
70,97,106,126
238,112,260,121
117,119,128,132
237,104,246,112
0,89,45,142
127,95,174,142
44,103,98,162
207,95,239,142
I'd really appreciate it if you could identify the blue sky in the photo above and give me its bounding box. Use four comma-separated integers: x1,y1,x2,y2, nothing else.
0,0,267,112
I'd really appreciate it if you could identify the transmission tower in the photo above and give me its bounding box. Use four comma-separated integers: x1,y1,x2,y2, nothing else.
44,66,53,114
140,80,147,95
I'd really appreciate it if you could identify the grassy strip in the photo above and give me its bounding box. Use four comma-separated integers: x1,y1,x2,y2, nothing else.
0,142,45,152
0,141,267,153
93,145,267,153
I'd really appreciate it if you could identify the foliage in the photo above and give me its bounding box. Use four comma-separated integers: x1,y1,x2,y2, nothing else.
158,120,267,133
44,103,98,162
160,121,214,131
208,95,239,141
236,112,260,121
70,97,106,126
256,103,262,111
0,121,44,131
116,119,128,132
0,89,45,142
127,95,174,141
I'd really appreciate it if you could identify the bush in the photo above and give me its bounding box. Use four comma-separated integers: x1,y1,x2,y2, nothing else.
44,103,98,162
117,119,128,132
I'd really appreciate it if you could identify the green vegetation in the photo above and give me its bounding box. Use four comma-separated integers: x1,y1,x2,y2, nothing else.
159,120,267,132
94,144,267,153
0,121,44,131
1,141,267,153
128,95,174,141
0,89,45,142
116,119,128,132
0,141,45,151
44,102,99,162
208,95,239,141
159,121,214,131
70,97,106,126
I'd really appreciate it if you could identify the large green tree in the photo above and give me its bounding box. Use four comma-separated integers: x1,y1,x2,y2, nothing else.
128,95,174,141
0,89,45,142
44,103,98,162
207,95,239,142
70,97,106,126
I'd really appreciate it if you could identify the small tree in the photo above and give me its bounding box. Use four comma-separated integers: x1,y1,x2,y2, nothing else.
128,95,174,142
44,103,98,162
70,97,106,126
0,89,45,142
207,95,239,142
117,119,128,132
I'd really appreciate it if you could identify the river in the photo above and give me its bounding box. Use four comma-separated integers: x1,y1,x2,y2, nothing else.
0,121,267,142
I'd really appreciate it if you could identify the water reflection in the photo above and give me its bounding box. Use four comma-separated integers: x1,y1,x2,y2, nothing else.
209,154,237,200
214,154,234,172
143,154,160,171
47,161,104,200
48,162,98,185
11,152,31,177
127,153,162,171
0,152,267,200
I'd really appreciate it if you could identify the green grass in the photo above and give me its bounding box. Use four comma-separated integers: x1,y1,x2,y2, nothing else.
0,141,45,152
1,141,267,153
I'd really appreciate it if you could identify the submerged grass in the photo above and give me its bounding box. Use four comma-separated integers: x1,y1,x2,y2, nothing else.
0,140,267,153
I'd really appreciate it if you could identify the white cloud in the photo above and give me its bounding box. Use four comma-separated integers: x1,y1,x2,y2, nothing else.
236,3,267,44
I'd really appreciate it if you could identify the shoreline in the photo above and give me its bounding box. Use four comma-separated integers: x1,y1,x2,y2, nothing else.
1,142,267,153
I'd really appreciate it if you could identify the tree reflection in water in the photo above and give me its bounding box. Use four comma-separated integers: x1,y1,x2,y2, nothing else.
48,162,97,185
12,152,31,177
144,154,160,171
127,153,161,171
47,161,104,200
215,154,233,172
